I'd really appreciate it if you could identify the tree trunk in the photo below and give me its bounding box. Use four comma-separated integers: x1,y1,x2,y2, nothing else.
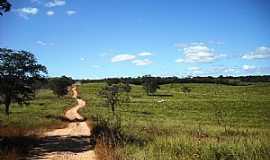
112,105,115,115
5,102,10,115
4,96,11,115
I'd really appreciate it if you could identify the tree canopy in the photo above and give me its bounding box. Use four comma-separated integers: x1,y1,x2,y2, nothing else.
0,0,11,16
49,76,74,97
98,83,130,114
142,75,160,95
0,48,47,115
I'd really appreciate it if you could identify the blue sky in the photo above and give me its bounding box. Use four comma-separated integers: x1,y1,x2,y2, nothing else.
0,0,270,79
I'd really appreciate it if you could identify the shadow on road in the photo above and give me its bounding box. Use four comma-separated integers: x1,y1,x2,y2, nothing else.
27,135,94,159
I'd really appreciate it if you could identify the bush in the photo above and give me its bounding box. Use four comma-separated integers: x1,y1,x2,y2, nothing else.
91,115,123,147
49,76,74,97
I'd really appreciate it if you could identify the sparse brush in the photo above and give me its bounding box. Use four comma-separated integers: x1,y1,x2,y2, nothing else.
95,136,123,160
0,128,40,160
90,115,124,160
90,115,123,147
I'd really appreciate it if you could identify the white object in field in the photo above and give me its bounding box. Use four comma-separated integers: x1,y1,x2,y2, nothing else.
157,99,166,103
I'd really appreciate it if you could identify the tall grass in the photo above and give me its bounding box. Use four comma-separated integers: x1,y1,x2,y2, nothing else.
91,115,147,160
91,115,123,160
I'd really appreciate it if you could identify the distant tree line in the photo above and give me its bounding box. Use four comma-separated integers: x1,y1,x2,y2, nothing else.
78,75,270,86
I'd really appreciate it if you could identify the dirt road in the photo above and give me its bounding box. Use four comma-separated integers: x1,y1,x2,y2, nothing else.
28,86,96,160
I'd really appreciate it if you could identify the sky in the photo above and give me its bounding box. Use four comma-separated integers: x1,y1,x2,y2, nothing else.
0,0,270,79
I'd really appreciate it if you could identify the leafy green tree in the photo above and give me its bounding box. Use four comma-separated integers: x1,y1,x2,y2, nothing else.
0,0,11,16
142,75,160,95
0,48,47,115
49,76,74,97
98,83,130,114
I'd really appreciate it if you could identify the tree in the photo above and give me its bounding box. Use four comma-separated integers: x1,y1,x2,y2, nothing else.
142,75,160,95
0,48,47,115
98,83,130,115
0,0,11,16
49,76,74,97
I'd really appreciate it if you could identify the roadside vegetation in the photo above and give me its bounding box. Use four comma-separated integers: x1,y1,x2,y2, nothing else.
0,89,75,130
80,82,270,160
0,48,76,159
0,89,76,159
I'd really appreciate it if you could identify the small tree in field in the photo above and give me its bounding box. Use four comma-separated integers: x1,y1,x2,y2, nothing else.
0,48,47,115
181,86,191,95
49,76,74,97
142,75,160,96
98,83,130,115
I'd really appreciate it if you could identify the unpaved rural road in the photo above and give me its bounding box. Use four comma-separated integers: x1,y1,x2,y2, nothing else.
29,86,96,160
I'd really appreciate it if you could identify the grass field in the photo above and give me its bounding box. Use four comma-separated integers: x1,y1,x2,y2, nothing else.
79,82,270,160
0,89,75,159
0,89,76,131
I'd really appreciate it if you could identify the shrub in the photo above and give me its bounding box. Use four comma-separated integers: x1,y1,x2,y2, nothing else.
49,76,74,97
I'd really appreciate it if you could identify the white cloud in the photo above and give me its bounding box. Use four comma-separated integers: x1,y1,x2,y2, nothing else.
242,46,270,60
138,52,153,56
111,52,154,66
175,42,205,48
66,10,76,16
20,7,38,15
46,11,54,16
242,65,256,70
211,66,240,75
111,54,136,62
80,57,85,61
46,0,66,7
176,43,224,63
36,41,46,46
31,0,41,4
175,59,185,63
224,68,237,73
17,7,38,19
188,66,200,71
132,59,152,66
36,40,54,46
187,66,203,74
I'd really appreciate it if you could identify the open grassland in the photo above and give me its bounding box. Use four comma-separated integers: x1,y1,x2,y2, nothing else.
0,89,75,159
0,89,76,131
79,83,270,160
